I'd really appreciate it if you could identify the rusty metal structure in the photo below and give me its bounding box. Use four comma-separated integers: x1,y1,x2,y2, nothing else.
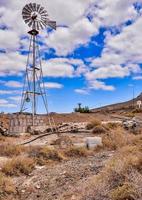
20,3,56,126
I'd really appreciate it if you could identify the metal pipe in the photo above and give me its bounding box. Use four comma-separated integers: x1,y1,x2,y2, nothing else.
32,34,36,126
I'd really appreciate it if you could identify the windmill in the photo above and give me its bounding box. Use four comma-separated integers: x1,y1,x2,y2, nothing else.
20,3,56,126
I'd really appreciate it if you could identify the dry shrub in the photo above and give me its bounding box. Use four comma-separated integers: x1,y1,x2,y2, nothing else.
2,156,35,176
0,144,25,157
110,182,139,200
92,125,107,135
86,119,101,130
64,147,90,157
29,146,65,165
102,128,128,150
78,144,142,200
0,173,16,198
0,136,6,142
107,122,120,129
103,126,142,151
52,136,73,149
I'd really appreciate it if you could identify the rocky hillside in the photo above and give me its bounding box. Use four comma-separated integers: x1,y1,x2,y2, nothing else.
92,93,142,113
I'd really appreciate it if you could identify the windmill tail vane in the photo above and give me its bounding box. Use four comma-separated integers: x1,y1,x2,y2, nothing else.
20,3,57,130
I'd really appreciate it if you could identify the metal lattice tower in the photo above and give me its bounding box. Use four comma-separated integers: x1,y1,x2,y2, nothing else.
20,3,56,126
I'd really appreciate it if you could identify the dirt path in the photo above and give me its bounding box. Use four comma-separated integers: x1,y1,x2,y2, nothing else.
15,151,114,200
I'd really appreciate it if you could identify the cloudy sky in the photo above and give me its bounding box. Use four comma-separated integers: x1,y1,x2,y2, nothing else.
0,0,142,113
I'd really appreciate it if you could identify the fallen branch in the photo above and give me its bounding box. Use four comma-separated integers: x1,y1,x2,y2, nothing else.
20,132,58,145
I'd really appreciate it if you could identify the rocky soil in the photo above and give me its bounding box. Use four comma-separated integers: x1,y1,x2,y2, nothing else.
15,151,114,200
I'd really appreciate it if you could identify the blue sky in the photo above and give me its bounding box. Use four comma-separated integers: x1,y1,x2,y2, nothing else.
0,0,142,113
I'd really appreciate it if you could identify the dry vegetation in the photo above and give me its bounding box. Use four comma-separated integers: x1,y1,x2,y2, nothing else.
2,156,35,176
0,144,25,157
0,120,141,199
64,146,91,157
77,143,142,200
92,125,107,134
86,119,101,130
28,146,65,165
0,173,16,199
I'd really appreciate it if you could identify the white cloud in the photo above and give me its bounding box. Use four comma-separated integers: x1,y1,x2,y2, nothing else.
89,80,115,91
86,64,141,80
0,90,20,95
89,0,138,27
0,52,26,76
75,89,89,95
133,76,142,80
46,17,99,55
4,81,22,88
43,82,63,89
0,29,19,50
0,99,17,108
9,96,21,102
42,59,74,77
42,58,84,77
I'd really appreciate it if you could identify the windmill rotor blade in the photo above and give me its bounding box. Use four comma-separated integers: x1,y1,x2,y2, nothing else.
23,16,31,21
24,5,32,13
41,20,47,28
22,10,31,16
25,18,31,24
30,3,35,12
39,7,45,14
40,21,46,29
23,14,31,18
23,14,31,19
28,20,33,27
47,20,56,30
26,3,33,12
41,14,49,19
33,3,37,11
23,6,31,13
40,10,48,15
22,9,30,15
36,4,41,12
41,16,49,21
39,21,44,29
37,22,40,30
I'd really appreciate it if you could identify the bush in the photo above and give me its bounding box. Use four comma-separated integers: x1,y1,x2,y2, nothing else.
86,119,101,130
107,122,120,129
78,144,142,200
0,173,16,198
103,128,142,151
74,106,90,113
29,146,65,165
110,182,139,200
0,144,25,157
64,147,89,157
2,156,35,176
92,125,107,134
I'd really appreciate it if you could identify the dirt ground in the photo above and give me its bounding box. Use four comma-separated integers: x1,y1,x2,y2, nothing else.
15,150,114,200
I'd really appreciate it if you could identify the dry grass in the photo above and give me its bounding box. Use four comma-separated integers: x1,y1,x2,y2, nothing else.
92,125,107,134
64,146,90,157
110,182,139,200
0,144,25,157
77,144,142,200
103,127,142,150
86,119,101,130
106,122,120,129
29,146,65,165
2,156,35,176
0,172,16,198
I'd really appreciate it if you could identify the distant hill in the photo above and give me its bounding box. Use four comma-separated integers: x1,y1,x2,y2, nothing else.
91,93,142,113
